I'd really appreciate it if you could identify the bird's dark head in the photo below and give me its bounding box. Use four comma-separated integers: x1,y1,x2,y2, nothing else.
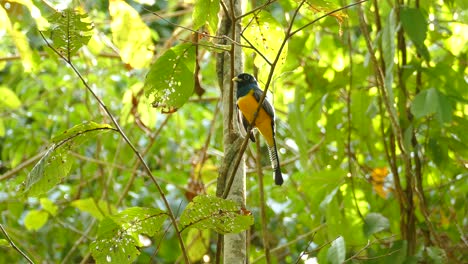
233,73,258,98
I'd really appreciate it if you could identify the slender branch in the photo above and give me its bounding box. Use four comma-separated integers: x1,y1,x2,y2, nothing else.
0,224,35,264
39,31,190,263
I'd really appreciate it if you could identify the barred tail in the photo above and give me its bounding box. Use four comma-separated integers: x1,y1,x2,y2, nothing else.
268,138,283,186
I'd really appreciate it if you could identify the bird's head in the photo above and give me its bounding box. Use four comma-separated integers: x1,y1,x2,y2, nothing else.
232,73,258,98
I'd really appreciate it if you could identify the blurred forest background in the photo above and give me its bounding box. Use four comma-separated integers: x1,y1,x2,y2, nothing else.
0,0,467,263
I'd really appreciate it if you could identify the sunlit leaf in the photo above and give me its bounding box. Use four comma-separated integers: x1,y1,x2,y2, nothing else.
40,198,58,216
24,210,49,231
186,229,210,262
363,213,390,236
0,7,35,72
301,0,348,24
71,198,116,220
144,43,196,113
180,195,254,234
44,8,93,61
0,86,22,110
91,207,167,264
0,239,10,247
23,122,114,196
242,10,288,76
109,0,155,69
410,88,452,124
382,9,396,106
193,0,220,34
327,236,346,264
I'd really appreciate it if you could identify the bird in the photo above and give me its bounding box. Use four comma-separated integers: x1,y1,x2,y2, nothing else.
232,73,284,186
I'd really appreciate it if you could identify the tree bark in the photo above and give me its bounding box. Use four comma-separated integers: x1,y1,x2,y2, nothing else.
216,0,246,263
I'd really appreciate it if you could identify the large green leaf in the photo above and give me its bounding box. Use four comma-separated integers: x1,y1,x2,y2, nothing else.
401,7,430,61
363,213,390,237
193,0,220,34
410,88,452,124
180,195,254,234
144,43,196,113
0,86,21,110
44,8,93,61
327,236,346,264
71,198,116,220
91,207,167,264
242,10,288,76
23,122,114,196
382,9,396,106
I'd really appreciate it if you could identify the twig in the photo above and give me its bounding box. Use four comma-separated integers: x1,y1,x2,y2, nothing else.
0,224,35,264
39,31,190,263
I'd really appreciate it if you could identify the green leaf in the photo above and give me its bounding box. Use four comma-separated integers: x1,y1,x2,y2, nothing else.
91,207,167,264
426,246,447,264
302,0,348,23
0,86,21,110
71,198,116,220
23,122,114,196
243,11,288,76
363,213,390,237
327,236,346,264
180,195,254,234
109,0,155,69
186,229,210,262
0,239,10,247
24,210,49,231
44,8,93,61
144,43,196,113
382,9,396,106
40,198,58,216
193,0,220,34
410,88,452,124
401,7,430,61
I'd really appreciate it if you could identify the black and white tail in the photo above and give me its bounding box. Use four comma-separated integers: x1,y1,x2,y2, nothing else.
268,138,283,185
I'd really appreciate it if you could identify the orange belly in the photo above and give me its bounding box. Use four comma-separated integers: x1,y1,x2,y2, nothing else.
237,92,274,147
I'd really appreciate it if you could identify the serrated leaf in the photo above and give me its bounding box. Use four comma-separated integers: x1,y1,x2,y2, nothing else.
109,0,154,69
401,7,430,61
71,198,116,220
243,11,288,75
40,198,58,216
44,8,93,61
180,195,254,234
144,43,196,113
91,207,167,264
24,210,49,231
0,86,21,110
23,122,114,196
327,236,346,264
410,88,452,124
193,0,220,34
363,213,390,236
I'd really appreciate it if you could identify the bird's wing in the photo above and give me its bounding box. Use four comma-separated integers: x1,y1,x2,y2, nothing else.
252,87,275,120
237,107,256,142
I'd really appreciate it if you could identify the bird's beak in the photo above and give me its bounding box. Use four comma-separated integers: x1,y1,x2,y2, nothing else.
232,76,240,82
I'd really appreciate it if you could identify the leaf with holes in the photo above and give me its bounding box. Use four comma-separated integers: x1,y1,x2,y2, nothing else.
90,207,167,264
243,11,288,76
180,195,253,234
44,8,93,61
144,43,196,113
23,122,114,196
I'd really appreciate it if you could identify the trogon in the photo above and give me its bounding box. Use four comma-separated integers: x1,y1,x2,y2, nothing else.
232,73,284,186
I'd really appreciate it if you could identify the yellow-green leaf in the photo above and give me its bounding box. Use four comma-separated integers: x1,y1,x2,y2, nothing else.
0,87,21,110
109,0,155,69
40,198,58,216
24,210,49,231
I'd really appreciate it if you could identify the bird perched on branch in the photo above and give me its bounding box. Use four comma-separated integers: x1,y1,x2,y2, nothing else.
232,73,284,186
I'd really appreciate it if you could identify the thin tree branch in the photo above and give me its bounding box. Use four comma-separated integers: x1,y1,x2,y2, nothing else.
0,224,35,264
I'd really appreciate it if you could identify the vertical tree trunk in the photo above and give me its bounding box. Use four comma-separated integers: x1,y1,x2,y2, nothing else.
216,0,246,263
